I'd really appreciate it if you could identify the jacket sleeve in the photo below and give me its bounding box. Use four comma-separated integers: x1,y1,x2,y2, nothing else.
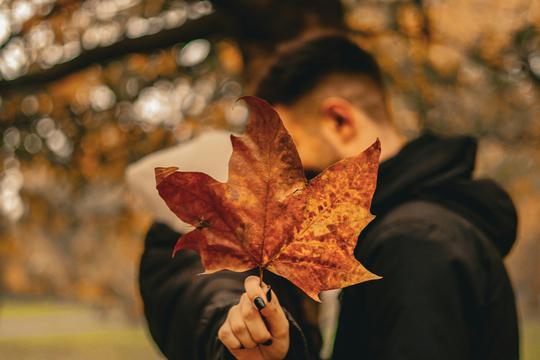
335,221,478,360
138,221,313,360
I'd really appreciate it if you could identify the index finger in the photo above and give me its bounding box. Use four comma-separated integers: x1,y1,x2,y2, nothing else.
244,276,267,304
244,276,288,338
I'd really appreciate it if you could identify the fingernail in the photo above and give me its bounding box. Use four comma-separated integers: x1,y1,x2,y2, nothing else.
262,339,273,346
254,296,266,310
266,287,272,302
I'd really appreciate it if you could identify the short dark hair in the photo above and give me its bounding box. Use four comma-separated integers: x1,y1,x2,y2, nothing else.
255,34,385,106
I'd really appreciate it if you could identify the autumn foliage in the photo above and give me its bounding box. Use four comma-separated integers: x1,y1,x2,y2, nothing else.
155,96,381,301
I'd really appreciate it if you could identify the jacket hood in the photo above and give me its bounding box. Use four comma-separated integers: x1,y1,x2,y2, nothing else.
371,132,517,257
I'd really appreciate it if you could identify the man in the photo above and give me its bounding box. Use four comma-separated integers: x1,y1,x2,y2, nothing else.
139,34,519,359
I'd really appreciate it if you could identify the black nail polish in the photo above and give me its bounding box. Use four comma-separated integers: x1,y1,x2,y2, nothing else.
266,287,272,302
262,339,273,346
254,296,266,310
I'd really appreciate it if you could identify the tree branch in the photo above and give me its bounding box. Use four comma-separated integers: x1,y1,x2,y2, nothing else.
0,12,232,93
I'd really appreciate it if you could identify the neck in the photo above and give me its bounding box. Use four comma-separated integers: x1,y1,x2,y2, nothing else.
377,126,406,162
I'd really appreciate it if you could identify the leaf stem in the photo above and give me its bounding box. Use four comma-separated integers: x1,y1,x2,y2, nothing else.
258,265,263,286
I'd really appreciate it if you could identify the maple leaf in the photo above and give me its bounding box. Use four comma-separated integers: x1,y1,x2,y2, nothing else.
155,96,381,301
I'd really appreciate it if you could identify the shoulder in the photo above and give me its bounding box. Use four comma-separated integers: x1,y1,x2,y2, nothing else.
378,200,471,233
360,200,485,265
352,201,485,297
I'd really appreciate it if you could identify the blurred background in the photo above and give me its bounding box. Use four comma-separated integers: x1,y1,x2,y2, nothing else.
0,0,539,359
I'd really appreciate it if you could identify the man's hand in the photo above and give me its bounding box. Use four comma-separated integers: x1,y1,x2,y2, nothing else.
218,276,290,360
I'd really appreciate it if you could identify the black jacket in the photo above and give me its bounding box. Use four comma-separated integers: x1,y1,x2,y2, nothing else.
139,132,519,359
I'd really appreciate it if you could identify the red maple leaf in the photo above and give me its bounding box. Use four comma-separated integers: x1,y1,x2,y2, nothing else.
155,96,381,301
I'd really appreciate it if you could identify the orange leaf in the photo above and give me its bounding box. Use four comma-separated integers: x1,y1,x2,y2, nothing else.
155,96,381,301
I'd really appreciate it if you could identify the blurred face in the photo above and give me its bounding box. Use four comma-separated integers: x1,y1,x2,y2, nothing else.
275,74,394,175
275,105,342,173
274,79,389,175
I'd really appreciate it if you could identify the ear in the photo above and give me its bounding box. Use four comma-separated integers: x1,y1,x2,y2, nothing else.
320,97,357,143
